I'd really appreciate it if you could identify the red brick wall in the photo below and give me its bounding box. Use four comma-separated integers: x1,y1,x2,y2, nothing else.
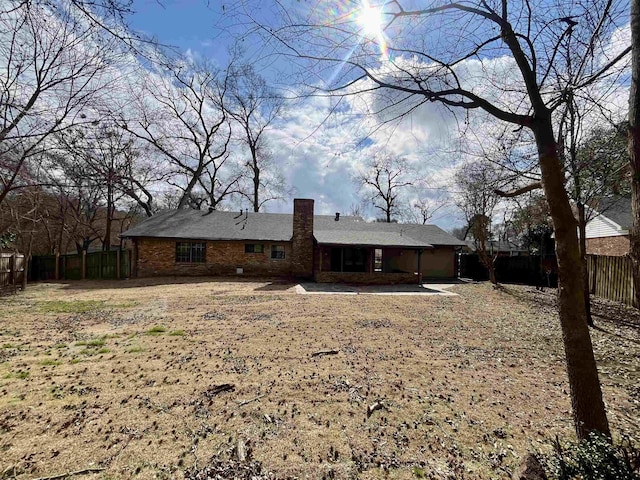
135,238,293,277
291,199,314,278
586,236,629,256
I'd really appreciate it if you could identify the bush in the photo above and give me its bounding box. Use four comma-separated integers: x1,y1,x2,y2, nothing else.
544,432,640,480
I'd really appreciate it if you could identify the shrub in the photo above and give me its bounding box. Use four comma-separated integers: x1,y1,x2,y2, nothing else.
544,432,640,480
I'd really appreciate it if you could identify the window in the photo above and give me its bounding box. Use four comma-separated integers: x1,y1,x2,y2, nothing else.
175,242,206,263
374,248,383,272
245,243,264,254
271,245,285,259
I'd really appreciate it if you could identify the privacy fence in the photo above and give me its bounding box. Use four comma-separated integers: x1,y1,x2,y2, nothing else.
0,252,26,293
458,254,558,287
459,252,637,308
30,250,131,282
587,254,637,308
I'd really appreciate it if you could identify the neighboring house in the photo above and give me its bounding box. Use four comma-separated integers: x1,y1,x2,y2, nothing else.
585,197,631,256
462,240,528,256
120,198,466,283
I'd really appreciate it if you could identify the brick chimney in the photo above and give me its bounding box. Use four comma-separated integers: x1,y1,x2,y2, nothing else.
291,198,314,278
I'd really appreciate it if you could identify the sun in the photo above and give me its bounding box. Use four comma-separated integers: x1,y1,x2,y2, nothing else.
358,1,384,37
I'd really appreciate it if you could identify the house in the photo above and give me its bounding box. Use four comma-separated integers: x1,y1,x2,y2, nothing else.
120,199,466,283
462,239,529,256
585,197,631,256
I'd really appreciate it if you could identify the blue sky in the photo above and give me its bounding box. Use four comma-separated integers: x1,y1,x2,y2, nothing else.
129,0,229,62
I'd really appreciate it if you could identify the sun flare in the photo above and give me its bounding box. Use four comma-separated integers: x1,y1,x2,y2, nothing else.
356,0,388,58
358,0,382,37
358,1,383,37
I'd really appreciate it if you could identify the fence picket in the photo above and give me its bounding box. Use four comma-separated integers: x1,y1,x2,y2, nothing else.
30,251,130,282
587,254,637,308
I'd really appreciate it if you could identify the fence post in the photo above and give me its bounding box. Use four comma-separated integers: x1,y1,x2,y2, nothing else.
81,250,86,280
11,253,16,290
591,255,597,295
116,250,121,279
55,253,60,280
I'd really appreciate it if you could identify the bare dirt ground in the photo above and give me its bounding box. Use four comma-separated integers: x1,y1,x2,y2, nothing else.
0,279,638,479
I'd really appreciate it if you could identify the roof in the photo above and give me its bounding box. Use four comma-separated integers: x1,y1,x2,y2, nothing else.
464,239,527,252
121,210,363,242
593,196,632,230
314,230,432,248
121,208,466,248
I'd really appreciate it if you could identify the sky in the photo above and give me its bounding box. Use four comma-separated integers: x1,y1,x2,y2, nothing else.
123,0,631,231
124,0,467,228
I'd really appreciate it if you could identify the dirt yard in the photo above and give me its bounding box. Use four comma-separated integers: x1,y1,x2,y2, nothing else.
0,279,638,479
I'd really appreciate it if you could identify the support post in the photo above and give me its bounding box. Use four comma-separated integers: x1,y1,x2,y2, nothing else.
55,253,60,280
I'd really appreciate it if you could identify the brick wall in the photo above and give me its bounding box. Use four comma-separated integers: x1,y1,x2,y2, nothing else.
291,199,314,278
135,238,293,277
315,271,419,284
586,236,629,256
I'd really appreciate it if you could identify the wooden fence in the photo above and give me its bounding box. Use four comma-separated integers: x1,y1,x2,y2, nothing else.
0,252,26,293
587,254,637,308
30,250,131,282
458,253,558,287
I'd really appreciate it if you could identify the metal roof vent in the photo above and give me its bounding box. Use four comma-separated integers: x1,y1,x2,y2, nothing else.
335,212,340,221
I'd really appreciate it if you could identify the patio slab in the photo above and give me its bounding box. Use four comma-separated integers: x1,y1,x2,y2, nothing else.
295,282,460,295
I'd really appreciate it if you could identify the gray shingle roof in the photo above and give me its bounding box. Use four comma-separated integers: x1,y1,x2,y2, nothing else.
121,210,294,241
314,230,432,248
596,196,632,229
121,209,465,248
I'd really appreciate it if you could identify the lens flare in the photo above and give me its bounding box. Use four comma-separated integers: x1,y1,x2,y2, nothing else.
357,0,388,58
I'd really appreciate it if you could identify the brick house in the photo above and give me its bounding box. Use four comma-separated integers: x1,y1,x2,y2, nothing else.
121,199,466,283
585,197,631,256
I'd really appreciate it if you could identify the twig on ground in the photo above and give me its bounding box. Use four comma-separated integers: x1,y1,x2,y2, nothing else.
32,467,105,480
367,400,385,417
236,394,265,407
203,383,235,398
235,439,246,462
311,349,339,358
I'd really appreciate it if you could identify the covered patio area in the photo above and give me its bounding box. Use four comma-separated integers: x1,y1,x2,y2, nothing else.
313,229,433,284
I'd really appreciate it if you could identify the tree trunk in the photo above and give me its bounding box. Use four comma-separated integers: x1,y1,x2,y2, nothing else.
577,203,593,326
253,165,260,212
630,0,640,310
104,183,113,252
534,116,610,439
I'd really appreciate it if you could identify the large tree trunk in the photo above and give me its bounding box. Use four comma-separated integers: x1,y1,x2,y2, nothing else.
534,116,610,439
630,0,640,310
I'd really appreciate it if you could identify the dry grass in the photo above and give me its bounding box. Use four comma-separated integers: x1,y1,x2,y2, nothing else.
0,278,638,479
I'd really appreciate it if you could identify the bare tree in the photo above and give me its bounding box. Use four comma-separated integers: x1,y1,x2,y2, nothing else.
240,0,632,438
455,161,501,284
227,62,288,212
0,0,123,208
356,152,412,222
124,62,238,210
410,196,447,224
563,118,630,325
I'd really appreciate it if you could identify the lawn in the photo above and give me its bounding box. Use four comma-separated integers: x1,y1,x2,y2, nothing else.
0,279,638,479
